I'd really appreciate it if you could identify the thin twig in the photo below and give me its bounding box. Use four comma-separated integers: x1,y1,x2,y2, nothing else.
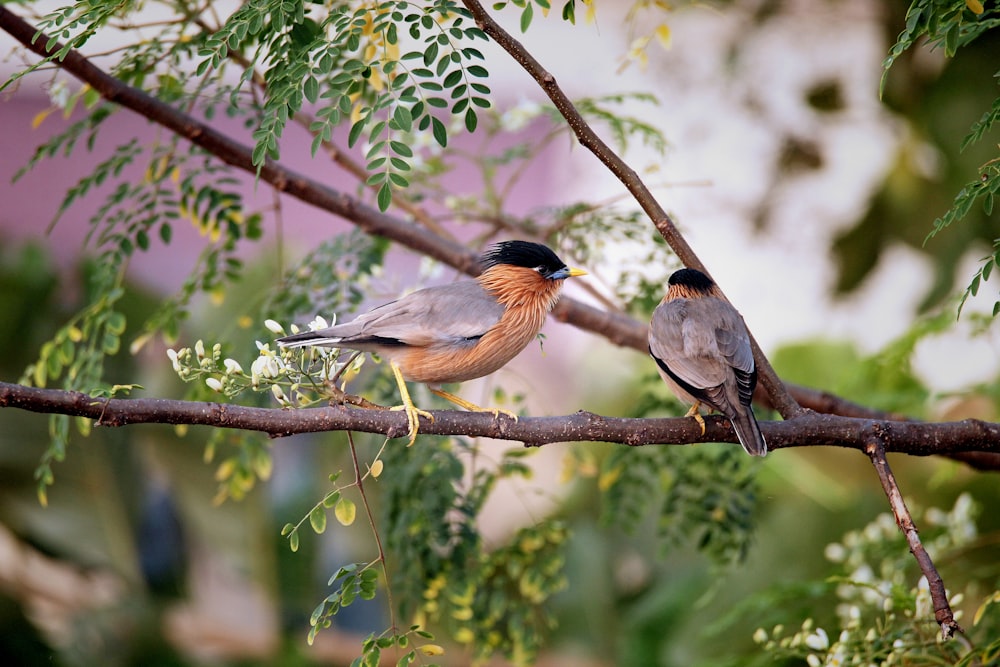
863,435,964,639
346,432,398,642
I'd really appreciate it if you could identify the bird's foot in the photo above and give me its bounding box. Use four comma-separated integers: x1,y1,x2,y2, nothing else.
490,407,519,422
390,403,434,446
684,402,706,436
430,388,519,422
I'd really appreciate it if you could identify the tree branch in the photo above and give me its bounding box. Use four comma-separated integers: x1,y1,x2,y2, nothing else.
3,382,1000,458
863,436,964,639
458,0,802,419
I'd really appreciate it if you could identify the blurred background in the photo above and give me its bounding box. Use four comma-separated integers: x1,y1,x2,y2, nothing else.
1,0,998,665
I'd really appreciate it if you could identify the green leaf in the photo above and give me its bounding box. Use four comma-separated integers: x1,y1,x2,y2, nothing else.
562,0,576,23
102,331,121,354
106,311,127,335
431,117,447,147
389,140,413,158
423,41,439,67
520,1,534,31
310,505,327,534
335,497,357,525
304,76,319,103
376,182,392,212
348,119,367,147
392,105,413,132
323,490,341,508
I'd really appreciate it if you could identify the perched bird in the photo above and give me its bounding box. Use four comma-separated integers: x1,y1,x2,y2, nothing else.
648,268,767,457
277,240,586,444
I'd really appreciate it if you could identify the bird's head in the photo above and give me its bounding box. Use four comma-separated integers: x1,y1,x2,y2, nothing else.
480,240,587,281
477,241,586,308
666,268,722,299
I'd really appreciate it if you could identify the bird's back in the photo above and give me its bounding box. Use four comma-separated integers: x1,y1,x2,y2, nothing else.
280,280,506,353
650,296,755,413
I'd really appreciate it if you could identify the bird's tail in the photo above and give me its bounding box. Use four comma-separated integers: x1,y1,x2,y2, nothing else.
276,330,340,348
731,410,767,457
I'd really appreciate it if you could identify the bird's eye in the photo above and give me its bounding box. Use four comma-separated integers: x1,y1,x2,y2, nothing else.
534,265,548,274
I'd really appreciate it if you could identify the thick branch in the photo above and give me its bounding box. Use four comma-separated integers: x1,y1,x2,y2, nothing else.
458,0,801,419
863,436,964,638
3,382,1000,458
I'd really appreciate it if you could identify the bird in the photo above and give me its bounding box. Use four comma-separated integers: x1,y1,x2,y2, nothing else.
648,267,767,457
276,240,587,445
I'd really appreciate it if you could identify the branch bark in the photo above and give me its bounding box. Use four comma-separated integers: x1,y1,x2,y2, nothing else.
864,436,963,639
3,382,1000,457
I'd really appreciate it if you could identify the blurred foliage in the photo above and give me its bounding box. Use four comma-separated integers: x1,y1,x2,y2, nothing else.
596,442,760,569
835,0,1000,311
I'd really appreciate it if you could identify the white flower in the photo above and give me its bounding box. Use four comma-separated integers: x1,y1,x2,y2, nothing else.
308,315,330,331
194,339,206,359
166,348,182,373
824,542,847,563
250,342,284,386
223,358,243,375
950,493,977,543
915,576,932,618
925,507,947,526
205,377,224,392
264,319,285,334
251,355,281,381
499,98,543,132
270,383,290,406
48,80,70,109
805,627,829,650
806,655,821,667
752,628,768,644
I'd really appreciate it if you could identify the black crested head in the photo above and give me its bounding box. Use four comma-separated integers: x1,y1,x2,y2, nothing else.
668,268,716,294
480,240,568,278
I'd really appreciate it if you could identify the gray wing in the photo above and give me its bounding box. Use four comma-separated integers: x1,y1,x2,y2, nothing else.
281,280,504,350
648,297,755,411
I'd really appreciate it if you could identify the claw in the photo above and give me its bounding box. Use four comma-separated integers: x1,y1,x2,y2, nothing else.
390,403,434,446
684,401,706,436
390,361,433,446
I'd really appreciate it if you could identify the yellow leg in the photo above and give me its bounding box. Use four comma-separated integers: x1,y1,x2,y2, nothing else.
429,388,519,421
684,401,706,435
389,361,434,446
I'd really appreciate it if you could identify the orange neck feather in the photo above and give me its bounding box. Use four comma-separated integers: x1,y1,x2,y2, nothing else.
477,265,564,312
665,281,724,301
